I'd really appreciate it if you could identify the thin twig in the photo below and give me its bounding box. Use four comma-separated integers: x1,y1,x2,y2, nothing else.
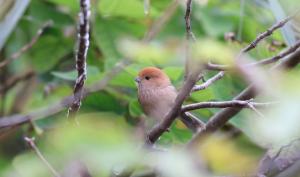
184,0,196,42
182,100,273,111
192,71,225,92
241,11,299,53
0,21,52,69
24,137,60,177
251,39,300,66
205,39,300,70
180,112,205,132
68,0,91,119
0,70,35,93
184,0,196,80
143,0,179,42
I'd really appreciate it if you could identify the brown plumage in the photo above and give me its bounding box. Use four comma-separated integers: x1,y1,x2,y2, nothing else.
135,67,177,121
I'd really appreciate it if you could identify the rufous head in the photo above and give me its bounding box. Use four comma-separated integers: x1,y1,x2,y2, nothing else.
135,67,171,89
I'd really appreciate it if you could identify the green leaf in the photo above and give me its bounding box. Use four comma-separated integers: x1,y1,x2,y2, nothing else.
98,0,145,19
29,35,72,73
129,99,143,117
45,0,79,13
93,16,146,69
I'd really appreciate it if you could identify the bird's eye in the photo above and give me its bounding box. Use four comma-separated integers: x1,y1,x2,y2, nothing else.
145,76,150,80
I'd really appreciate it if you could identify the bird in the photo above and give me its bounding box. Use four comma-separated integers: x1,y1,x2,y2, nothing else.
135,66,203,132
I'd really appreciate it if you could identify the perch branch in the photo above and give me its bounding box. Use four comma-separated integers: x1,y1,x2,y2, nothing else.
146,68,202,145
68,0,91,118
24,137,60,177
0,21,52,69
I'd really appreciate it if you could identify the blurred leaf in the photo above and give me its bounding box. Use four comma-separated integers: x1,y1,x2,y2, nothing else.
98,0,145,19
52,66,104,86
81,92,125,113
45,0,79,13
129,99,143,117
93,16,145,69
118,39,176,65
197,135,258,175
28,1,73,27
192,39,235,65
195,7,236,37
29,35,72,73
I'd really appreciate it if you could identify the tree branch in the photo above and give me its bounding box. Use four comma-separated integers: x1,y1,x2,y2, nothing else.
68,0,91,118
181,100,273,112
24,137,60,177
241,10,299,53
146,68,202,145
0,70,35,93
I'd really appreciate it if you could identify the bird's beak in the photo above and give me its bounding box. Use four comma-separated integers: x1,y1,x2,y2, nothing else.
135,77,141,83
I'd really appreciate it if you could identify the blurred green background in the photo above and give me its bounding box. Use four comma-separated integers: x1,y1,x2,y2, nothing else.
0,0,299,176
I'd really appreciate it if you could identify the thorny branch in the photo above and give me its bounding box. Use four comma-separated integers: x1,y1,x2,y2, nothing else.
24,137,60,177
0,21,52,69
68,0,91,118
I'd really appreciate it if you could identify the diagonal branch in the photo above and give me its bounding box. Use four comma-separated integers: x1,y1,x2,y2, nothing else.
146,68,202,145
205,39,300,71
0,21,52,69
68,0,91,119
241,10,299,53
24,137,60,177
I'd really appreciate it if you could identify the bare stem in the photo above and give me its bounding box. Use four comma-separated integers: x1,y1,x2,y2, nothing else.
24,137,60,177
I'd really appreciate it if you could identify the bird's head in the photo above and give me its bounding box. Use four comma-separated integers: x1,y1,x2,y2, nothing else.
135,67,171,89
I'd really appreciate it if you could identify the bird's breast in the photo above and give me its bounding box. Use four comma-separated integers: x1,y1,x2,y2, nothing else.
138,86,177,121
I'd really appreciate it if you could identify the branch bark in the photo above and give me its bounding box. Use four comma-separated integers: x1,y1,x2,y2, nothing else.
24,137,60,177
68,0,91,118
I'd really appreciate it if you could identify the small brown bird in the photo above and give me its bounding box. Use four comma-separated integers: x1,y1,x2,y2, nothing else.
135,67,202,131
135,67,177,121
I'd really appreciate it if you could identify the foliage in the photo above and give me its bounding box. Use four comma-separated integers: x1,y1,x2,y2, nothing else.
0,0,299,177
